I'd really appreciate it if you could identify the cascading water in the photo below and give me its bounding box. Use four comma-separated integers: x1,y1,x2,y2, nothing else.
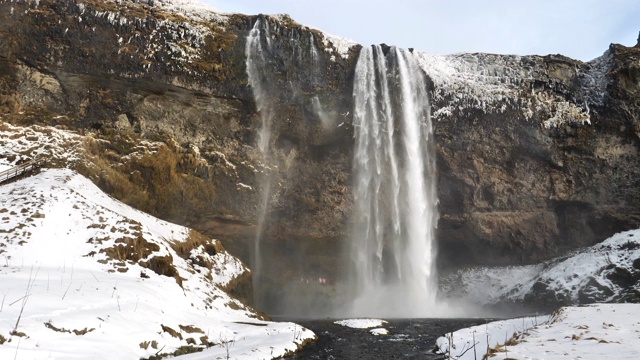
245,18,274,307
348,45,438,317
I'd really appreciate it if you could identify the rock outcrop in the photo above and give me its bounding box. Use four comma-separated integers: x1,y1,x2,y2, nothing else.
441,230,640,311
1,0,639,311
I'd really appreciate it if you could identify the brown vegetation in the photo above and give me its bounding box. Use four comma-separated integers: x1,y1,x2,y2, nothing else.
44,322,95,336
100,234,160,264
160,324,182,340
141,255,183,287
78,133,216,226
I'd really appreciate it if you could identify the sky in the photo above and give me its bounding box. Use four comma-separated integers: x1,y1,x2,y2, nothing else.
204,0,640,61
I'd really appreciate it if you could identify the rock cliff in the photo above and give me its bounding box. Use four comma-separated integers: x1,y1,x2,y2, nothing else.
1,0,639,312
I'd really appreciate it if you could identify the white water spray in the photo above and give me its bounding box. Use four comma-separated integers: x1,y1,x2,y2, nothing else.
348,45,438,317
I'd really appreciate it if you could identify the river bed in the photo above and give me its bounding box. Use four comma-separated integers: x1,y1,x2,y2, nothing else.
286,318,494,359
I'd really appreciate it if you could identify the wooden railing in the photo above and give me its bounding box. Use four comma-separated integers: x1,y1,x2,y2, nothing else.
0,159,45,185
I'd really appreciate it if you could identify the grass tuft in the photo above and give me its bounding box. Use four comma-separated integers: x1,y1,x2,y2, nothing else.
141,256,183,287
160,324,182,340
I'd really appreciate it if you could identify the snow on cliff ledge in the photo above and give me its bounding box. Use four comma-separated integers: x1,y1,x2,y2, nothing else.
105,0,358,59
0,169,314,359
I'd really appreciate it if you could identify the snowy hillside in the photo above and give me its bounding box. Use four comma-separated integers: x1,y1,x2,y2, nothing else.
0,169,314,359
441,229,640,307
437,303,640,360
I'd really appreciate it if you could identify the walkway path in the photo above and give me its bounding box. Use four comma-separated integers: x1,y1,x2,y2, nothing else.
0,159,44,185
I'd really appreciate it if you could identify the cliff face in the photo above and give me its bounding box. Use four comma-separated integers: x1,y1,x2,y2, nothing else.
426,47,640,269
1,0,639,310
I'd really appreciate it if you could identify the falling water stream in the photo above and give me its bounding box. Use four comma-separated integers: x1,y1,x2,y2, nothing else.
245,18,274,307
348,45,438,317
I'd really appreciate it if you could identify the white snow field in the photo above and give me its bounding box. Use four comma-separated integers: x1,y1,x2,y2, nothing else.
437,303,640,360
0,169,314,359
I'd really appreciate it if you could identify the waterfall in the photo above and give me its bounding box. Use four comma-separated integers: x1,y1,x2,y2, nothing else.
348,45,438,317
246,19,273,154
245,18,274,307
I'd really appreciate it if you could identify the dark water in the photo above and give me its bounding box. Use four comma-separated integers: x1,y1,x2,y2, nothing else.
287,318,493,359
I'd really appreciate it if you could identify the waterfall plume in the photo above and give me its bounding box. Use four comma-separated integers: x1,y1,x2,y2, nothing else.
348,45,439,317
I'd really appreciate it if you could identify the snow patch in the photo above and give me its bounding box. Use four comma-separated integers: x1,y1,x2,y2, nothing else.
0,122,83,171
318,30,357,59
155,0,225,21
369,328,389,336
334,318,388,329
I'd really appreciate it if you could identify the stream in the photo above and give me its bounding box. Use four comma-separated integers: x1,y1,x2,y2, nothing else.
286,318,494,359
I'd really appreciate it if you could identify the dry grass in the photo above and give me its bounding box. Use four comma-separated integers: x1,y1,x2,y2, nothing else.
100,235,160,264
483,332,520,360
78,134,216,226
44,322,95,336
170,230,221,260
141,255,183,287
179,325,204,334
569,333,584,341
160,324,182,340
99,233,183,286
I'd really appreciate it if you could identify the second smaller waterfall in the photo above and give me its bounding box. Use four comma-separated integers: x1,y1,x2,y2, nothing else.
245,18,274,308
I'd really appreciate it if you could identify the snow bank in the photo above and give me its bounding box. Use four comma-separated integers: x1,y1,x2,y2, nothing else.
436,314,549,359
437,304,640,360
0,169,314,359
334,318,388,329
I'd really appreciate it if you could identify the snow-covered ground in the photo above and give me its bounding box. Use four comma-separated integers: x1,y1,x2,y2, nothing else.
0,169,314,359
441,229,640,306
437,303,640,359
436,314,550,359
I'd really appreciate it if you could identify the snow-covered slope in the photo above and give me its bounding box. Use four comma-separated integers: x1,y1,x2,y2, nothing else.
441,230,640,307
0,169,314,359
437,303,640,360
